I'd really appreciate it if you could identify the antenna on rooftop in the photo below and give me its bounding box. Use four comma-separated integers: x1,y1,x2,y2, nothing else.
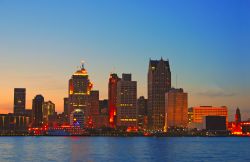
81,60,85,69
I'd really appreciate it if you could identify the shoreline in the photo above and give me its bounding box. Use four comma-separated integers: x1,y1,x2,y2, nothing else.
0,135,248,137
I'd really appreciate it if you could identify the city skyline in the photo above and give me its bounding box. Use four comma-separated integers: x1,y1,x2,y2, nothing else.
0,59,248,121
0,1,249,120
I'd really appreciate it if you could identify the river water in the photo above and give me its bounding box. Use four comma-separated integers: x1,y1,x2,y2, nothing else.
0,137,249,162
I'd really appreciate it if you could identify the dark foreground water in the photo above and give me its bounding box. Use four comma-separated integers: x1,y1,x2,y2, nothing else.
0,137,249,162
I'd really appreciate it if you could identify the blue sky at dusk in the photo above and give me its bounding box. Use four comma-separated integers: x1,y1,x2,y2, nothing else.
0,0,249,120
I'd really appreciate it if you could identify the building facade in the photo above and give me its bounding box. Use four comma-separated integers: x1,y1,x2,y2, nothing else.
116,74,137,127
100,99,108,115
137,96,148,129
64,97,69,114
188,106,228,129
70,109,84,128
67,63,93,118
32,95,44,127
148,58,171,130
204,116,227,131
14,88,26,115
42,101,56,125
235,107,241,124
165,88,188,128
0,114,30,133
108,73,120,128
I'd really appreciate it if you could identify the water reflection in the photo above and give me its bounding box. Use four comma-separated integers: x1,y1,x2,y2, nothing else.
0,137,250,161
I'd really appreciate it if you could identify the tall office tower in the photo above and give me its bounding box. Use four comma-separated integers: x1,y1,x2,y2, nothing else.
116,74,137,127
88,90,100,128
137,96,148,129
89,91,99,116
108,73,120,127
148,58,171,130
68,62,93,116
42,101,56,125
14,88,26,115
165,88,188,128
235,107,241,123
64,98,69,114
32,95,44,127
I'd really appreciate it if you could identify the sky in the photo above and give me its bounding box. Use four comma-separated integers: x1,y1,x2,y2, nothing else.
0,0,249,120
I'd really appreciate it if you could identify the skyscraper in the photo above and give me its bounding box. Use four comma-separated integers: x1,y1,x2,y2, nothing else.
88,90,100,128
68,62,93,116
117,74,137,127
13,88,26,115
42,101,56,125
64,97,69,114
165,88,188,128
32,95,44,127
89,90,100,116
148,58,171,130
235,107,241,123
137,96,148,129
108,73,120,128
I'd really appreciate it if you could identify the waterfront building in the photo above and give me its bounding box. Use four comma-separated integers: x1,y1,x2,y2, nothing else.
230,108,246,135
42,101,56,125
24,109,32,122
108,73,120,128
148,58,171,130
64,97,69,114
235,107,241,124
116,74,137,127
99,99,108,115
57,113,68,126
70,109,84,128
88,90,101,128
13,88,26,115
188,106,228,129
89,91,99,116
0,113,30,133
67,62,93,119
32,95,44,127
204,116,227,131
165,88,188,128
137,96,148,129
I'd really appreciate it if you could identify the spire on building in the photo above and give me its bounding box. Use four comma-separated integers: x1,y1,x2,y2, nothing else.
81,60,85,70
235,107,241,123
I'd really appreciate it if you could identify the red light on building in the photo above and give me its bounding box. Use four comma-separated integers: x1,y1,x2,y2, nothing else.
126,127,138,132
108,74,120,128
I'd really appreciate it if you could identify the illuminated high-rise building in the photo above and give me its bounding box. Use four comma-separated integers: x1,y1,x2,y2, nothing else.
108,73,120,127
89,91,99,116
32,95,44,127
42,101,56,125
235,107,241,124
117,74,137,127
148,58,171,130
14,88,26,115
70,109,84,128
165,88,188,128
68,62,93,116
88,90,100,128
137,96,148,129
64,97,69,114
